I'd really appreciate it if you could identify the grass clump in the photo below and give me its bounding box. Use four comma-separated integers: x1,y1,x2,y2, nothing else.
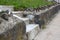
0,0,55,10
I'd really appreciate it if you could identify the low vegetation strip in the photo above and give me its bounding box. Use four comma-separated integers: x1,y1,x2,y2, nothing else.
0,0,55,10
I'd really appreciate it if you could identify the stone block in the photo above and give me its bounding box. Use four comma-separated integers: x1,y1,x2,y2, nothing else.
12,11,23,17
26,24,40,40
13,14,29,25
0,16,26,40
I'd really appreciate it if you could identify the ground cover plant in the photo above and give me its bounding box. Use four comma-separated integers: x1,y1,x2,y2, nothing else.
0,0,55,10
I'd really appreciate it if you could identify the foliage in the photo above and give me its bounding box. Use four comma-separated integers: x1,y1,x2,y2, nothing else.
0,0,55,10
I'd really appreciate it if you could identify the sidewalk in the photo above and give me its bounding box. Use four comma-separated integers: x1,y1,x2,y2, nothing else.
34,11,60,40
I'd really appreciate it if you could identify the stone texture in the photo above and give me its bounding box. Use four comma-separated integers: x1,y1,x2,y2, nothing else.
0,15,26,40
0,21,26,40
34,4,60,28
26,24,40,40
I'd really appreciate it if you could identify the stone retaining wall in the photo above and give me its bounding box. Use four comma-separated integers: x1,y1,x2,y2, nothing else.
0,4,60,40
34,4,60,28
0,18,26,40
24,4,60,40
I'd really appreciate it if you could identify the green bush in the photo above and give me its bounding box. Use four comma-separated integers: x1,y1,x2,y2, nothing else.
0,0,54,10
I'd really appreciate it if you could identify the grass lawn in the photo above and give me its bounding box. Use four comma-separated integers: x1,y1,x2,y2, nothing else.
0,0,55,10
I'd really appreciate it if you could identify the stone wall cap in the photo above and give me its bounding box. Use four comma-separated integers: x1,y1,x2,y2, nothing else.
26,24,39,32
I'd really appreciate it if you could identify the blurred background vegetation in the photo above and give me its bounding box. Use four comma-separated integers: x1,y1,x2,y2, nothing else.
0,0,55,10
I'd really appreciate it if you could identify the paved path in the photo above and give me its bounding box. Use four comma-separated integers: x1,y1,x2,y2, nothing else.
34,11,60,40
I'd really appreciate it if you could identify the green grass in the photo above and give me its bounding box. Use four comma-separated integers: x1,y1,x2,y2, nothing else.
0,0,55,10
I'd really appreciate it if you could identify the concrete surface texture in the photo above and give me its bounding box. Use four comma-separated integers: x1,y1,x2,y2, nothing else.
34,11,60,40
